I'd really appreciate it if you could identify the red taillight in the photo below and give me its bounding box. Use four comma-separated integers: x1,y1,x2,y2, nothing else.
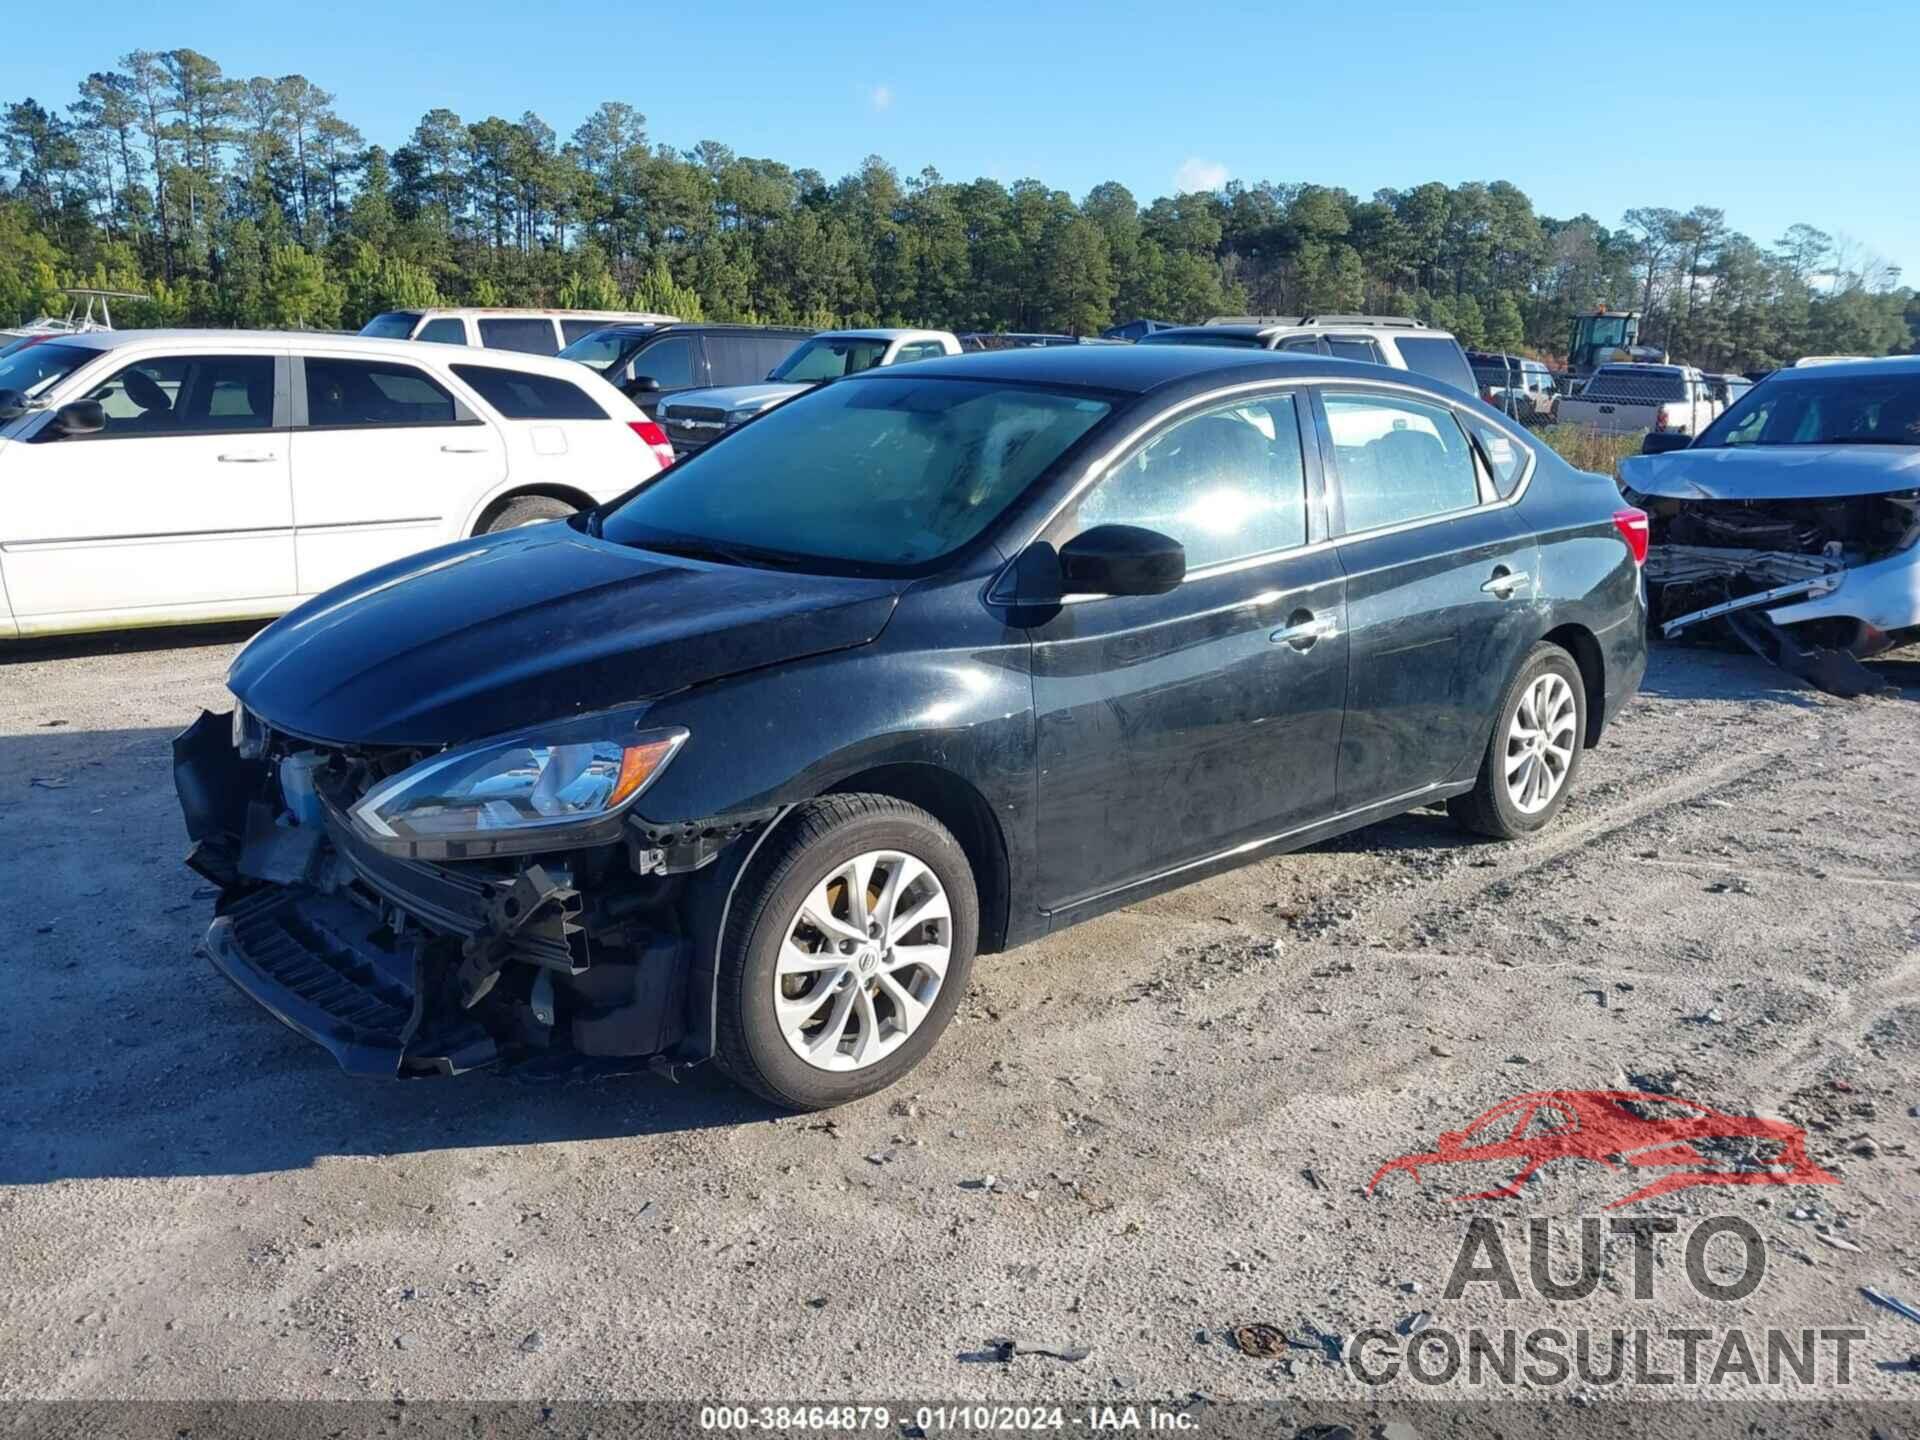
629,420,676,470
1612,507,1649,566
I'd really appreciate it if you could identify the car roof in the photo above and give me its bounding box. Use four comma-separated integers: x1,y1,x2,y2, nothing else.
817,328,945,342
843,340,1438,397
1787,355,1920,377
47,329,623,382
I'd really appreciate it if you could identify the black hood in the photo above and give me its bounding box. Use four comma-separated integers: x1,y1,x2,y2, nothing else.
229,527,904,746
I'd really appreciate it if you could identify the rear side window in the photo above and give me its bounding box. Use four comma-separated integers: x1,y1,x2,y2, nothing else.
707,337,764,387
477,317,560,355
305,358,458,428
1323,390,1483,533
1394,336,1476,394
1325,336,1383,364
416,318,466,345
754,335,803,377
894,341,947,364
561,319,605,346
80,354,276,437
452,365,607,421
1076,393,1308,571
1463,416,1530,497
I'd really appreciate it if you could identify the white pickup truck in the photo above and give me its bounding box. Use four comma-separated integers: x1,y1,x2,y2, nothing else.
1560,363,1725,437
656,328,964,457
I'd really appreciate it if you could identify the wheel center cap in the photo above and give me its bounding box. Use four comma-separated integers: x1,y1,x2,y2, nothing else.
857,949,879,975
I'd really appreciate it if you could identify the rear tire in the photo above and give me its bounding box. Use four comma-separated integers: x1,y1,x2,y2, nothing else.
714,795,979,1111
1448,642,1587,840
483,495,575,533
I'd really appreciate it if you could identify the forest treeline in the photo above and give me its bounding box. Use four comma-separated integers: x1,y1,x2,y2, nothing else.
3,48,1916,370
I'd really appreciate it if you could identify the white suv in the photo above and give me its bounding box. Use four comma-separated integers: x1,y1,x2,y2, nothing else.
359,308,678,355
0,331,676,639
1143,314,1478,395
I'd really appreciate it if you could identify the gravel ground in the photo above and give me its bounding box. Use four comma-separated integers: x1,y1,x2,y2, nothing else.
2,626,1918,1414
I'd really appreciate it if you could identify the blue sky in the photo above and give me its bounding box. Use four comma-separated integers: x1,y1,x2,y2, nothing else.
9,0,1917,278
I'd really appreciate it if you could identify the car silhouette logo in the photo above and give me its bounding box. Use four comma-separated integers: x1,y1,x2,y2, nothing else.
1367,1090,1839,1208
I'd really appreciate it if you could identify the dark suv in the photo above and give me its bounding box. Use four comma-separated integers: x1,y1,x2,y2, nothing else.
559,324,811,416
175,345,1648,1111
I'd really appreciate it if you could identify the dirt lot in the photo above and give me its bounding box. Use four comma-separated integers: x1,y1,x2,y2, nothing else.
2,627,1918,1417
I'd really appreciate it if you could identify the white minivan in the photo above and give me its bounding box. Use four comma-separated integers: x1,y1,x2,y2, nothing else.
0,331,676,638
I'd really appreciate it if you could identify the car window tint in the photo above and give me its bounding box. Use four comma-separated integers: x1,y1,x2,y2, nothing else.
1278,336,1323,354
708,337,763,386
1394,336,1477,393
306,358,457,428
476,317,559,355
758,336,803,375
452,365,606,420
357,312,419,340
416,318,466,345
1324,391,1482,532
84,354,275,437
1325,336,1381,364
560,319,604,346
631,337,695,390
896,342,945,364
1463,415,1529,497
1077,393,1308,571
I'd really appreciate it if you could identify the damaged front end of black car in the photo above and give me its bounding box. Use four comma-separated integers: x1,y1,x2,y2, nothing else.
173,700,752,1077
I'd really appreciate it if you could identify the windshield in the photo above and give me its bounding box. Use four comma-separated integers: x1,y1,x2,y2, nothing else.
772,336,892,382
0,340,96,401
599,377,1113,573
1138,332,1266,349
559,327,651,373
358,311,421,340
1581,316,1631,347
1696,370,1920,448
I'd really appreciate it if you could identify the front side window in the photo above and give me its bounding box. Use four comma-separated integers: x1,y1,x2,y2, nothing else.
772,337,892,382
1324,390,1483,533
892,342,946,365
305,358,457,428
477,317,559,355
1325,336,1382,364
559,327,652,373
80,354,275,438
1075,393,1308,572
0,340,97,402
631,336,696,390
600,377,1112,574
416,318,466,345
452,365,606,421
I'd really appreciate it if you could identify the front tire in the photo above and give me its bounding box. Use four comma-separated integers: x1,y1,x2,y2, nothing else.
715,795,979,1110
1448,642,1587,840
483,495,576,533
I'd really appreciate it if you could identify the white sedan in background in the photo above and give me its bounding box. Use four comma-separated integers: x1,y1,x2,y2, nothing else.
0,331,675,639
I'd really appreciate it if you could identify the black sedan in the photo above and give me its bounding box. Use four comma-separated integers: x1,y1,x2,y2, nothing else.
175,345,1648,1109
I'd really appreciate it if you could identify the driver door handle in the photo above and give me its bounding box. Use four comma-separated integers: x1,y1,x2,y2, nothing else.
217,451,278,463
1270,610,1337,650
1481,568,1531,597
440,444,490,454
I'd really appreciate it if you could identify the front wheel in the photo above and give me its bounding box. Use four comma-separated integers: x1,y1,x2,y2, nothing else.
715,795,979,1110
1448,643,1587,840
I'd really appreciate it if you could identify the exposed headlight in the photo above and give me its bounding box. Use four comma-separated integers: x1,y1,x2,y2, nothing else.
232,703,268,760
351,721,686,858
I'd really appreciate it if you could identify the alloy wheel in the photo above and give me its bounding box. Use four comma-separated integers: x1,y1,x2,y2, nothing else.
1504,672,1578,815
773,850,952,1072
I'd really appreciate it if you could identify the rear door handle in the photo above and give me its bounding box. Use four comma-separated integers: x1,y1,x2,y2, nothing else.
1270,610,1337,650
440,444,490,454
1482,569,1531,597
217,451,277,463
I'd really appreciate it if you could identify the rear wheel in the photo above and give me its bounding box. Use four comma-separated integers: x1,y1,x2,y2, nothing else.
483,495,575,533
715,795,978,1110
1448,643,1586,839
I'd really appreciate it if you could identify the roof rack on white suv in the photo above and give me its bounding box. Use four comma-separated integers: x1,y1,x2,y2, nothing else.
1202,314,1429,330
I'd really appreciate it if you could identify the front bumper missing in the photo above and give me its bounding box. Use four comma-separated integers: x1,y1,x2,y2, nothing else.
173,709,691,1077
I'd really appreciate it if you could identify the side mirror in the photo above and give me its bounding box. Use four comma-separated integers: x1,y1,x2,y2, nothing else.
1640,432,1692,455
1059,524,1185,597
52,400,106,437
0,388,28,422
626,374,661,396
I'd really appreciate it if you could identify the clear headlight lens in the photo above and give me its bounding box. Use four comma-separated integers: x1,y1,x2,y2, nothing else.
352,724,686,851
